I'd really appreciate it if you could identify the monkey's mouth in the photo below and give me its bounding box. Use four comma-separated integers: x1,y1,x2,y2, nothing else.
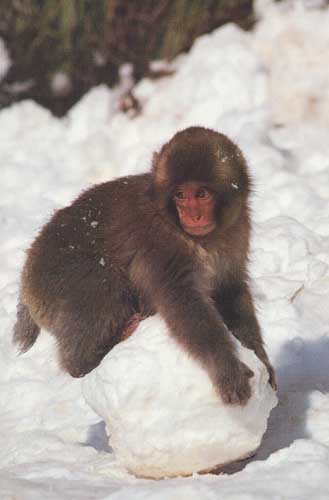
182,223,216,236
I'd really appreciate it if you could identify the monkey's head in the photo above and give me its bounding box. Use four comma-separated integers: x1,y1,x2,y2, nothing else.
152,126,251,237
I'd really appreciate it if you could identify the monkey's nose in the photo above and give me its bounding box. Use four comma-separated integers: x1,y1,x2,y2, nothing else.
187,213,203,226
186,205,202,220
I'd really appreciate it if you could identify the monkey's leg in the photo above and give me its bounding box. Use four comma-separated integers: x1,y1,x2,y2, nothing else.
13,300,40,353
121,313,147,341
61,311,147,376
56,314,122,378
53,280,139,377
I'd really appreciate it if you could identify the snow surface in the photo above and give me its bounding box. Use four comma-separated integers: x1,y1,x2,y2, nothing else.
83,316,277,479
1,0,329,498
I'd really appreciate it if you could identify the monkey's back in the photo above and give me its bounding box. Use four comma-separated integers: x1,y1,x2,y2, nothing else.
21,173,152,329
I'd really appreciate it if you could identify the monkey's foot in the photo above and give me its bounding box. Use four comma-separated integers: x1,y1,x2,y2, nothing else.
121,313,146,340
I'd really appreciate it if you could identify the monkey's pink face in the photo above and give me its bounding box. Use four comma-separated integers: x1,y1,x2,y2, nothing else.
173,181,217,236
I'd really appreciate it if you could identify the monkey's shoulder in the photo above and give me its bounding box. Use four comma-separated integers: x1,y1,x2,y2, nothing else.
41,173,151,230
67,173,151,212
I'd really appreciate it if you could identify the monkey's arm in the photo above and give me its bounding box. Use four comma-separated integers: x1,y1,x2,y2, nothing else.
129,243,254,405
214,281,277,390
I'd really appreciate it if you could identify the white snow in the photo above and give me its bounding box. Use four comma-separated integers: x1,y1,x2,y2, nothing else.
83,316,277,478
1,0,329,498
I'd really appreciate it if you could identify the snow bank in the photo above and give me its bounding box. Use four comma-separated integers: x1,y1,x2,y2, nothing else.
254,0,329,126
83,316,277,478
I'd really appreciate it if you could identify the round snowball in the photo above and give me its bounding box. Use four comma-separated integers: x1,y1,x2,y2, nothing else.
82,316,277,478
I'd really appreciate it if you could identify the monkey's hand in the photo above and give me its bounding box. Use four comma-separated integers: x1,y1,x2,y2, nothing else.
253,344,277,391
214,354,254,406
265,362,277,391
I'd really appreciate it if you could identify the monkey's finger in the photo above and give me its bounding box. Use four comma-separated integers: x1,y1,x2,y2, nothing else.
221,390,241,405
220,381,251,406
241,363,254,379
268,369,278,391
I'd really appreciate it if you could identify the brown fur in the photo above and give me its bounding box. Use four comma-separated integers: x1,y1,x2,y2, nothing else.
13,126,276,403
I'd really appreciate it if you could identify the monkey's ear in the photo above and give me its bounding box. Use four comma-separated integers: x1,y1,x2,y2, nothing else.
152,152,167,186
151,151,172,210
151,152,159,175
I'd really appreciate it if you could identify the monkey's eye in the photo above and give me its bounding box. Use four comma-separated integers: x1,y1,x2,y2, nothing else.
174,191,185,200
196,188,210,199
